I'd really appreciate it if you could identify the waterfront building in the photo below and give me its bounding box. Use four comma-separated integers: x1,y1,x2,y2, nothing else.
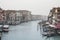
19,10,32,22
0,8,6,24
0,8,32,25
5,10,23,25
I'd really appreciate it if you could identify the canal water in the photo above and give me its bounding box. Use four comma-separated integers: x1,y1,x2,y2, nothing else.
1,20,60,40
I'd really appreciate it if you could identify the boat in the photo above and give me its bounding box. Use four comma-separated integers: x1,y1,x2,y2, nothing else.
42,24,55,36
2,25,9,32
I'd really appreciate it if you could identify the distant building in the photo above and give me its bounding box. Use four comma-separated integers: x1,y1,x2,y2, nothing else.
0,8,32,25
4,10,31,25
32,15,42,21
19,10,32,22
15,11,22,24
5,10,23,25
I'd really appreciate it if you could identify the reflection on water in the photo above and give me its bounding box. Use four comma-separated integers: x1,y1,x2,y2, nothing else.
1,20,60,40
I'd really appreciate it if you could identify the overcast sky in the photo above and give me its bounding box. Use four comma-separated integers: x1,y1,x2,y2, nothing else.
0,0,60,16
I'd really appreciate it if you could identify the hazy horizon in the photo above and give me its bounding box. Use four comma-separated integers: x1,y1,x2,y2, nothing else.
0,0,60,16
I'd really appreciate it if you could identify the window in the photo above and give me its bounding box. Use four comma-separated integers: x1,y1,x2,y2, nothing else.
58,9,60,12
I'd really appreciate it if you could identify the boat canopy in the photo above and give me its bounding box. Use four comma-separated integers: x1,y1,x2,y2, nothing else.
49,24,56,27
3,25,9,28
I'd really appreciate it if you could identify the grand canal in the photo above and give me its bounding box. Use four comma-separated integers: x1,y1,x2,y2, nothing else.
1,20,60,40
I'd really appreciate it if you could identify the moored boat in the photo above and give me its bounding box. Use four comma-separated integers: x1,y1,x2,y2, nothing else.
2,25,9,32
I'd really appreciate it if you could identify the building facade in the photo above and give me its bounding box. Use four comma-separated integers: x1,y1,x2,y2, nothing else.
5,10,23,25
0,8,7,24
20,10,32,22
0,8,32,25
